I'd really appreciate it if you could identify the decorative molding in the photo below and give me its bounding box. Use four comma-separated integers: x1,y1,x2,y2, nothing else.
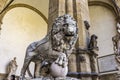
0,0,14,14
0,73,7,80
88,1,117,17
67,72,98,78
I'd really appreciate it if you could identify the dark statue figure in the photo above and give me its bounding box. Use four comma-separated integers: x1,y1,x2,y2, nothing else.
20,14,78,80
84,20,90,30
88,34,99,80
88,34,99,51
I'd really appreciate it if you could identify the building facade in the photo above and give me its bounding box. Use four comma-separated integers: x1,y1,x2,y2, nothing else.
0,0,119,80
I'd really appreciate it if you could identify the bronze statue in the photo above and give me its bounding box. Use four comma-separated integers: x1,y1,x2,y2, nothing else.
20,14,78,79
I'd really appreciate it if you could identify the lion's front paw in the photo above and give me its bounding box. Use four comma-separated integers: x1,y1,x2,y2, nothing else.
55,53,68,67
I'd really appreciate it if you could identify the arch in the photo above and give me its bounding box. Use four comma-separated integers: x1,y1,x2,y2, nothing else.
1,3,48,24
0,7,48,75
89,3,116,56
88,1,117,17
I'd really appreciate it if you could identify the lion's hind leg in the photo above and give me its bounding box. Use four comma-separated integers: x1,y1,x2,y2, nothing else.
34,61,41,78
20,56,32,80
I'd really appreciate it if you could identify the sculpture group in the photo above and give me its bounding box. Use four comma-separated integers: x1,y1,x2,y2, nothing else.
20,14,78,79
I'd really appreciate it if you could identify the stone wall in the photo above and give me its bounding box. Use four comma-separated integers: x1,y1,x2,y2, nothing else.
89,5,116,57
0,73,7,80
99,73,116,80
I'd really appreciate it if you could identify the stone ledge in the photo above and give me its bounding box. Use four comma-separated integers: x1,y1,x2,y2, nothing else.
24,77,80,80
0,73,7,80
67,72,98,77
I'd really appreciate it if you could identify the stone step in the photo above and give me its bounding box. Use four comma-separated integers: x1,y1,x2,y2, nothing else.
24,77,80,80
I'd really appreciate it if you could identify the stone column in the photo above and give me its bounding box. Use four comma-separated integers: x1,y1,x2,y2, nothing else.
48,0,92,80
68,53,77,72
48,0,66,30
77,50,92,80
74,0,92,80
66,0,77,73
66,0,73,17
75,0,90,48
58,0,65,16
92,57,98,80
48,0,59,31
0,0,7,31
89,50,99,80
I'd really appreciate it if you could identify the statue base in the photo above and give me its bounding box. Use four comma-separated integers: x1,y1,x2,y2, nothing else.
24,76,80,80
116,73,120,80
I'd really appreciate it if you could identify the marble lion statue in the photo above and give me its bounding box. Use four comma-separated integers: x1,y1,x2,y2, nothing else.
20,14,78,79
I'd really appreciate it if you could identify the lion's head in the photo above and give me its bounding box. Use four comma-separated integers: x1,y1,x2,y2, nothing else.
51,14,78,53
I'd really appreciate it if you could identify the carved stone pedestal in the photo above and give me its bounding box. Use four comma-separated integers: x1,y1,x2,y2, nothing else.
116,71,120,80
116,75,120,80
23,76,80,80
114,58,120,80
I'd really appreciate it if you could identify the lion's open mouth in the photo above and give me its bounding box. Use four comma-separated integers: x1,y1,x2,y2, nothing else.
65,34,74,37
65,32,75,37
